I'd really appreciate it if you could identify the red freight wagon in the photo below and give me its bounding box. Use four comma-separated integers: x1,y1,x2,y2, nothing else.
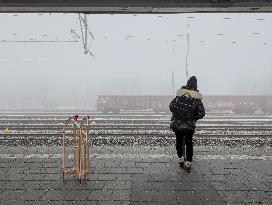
203,96,267,114
97,95,272,114
97,95,172,113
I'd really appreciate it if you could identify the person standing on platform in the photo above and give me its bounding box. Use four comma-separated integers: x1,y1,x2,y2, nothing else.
169,76,205,171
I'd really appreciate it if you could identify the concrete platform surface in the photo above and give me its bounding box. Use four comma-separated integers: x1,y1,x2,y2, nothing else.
0,145,272,205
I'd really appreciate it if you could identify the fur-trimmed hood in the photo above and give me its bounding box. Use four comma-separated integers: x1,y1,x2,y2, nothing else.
176,88,203,100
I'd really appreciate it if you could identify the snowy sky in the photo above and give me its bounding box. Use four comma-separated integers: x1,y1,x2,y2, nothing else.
0,13,272,108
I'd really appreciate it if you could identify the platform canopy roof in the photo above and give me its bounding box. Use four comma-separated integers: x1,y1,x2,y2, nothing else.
0,0,272,13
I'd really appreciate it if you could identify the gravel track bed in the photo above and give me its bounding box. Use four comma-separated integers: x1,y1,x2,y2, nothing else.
1,110,272,147
1,134,272,147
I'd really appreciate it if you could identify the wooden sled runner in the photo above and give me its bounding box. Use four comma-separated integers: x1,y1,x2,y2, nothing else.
62,115,90,183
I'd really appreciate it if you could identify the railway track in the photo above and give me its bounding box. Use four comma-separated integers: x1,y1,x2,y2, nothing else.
1,124,272,131
0,110,272,147
1,118,272,124
1,134,271,147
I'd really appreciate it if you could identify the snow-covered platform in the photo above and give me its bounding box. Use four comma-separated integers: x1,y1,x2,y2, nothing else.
0,145,272,204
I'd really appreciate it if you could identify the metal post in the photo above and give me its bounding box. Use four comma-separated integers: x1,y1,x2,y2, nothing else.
185,24,190,80
171,71,175,97
62,127,66,181
185,54,188,80
84,14,88,54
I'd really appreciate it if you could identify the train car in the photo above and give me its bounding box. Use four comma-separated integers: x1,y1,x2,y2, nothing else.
204,96,272,114
97,95,272,114
97,95,172,113
259,96,272,114
204,96,257,113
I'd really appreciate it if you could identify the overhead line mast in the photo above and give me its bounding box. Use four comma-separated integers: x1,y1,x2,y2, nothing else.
78,13,95,56
185,24,190,80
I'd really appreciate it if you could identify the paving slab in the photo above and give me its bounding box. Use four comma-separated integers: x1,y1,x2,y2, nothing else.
0,145,271,204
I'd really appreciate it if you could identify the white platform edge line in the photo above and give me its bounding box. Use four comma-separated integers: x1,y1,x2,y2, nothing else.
1,153,272,160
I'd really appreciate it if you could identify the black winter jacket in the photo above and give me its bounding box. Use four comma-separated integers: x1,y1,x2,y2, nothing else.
169,88,205,129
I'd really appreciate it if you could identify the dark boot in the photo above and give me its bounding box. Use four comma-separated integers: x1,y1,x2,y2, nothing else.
184,161,192,172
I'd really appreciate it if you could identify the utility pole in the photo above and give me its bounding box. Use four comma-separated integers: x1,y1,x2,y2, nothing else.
84,14,88,54
78,13,94,56
171,70,175,97
172,45,175,97
185,24,190,80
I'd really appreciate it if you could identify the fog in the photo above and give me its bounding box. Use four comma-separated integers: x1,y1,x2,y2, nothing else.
0,13,272,108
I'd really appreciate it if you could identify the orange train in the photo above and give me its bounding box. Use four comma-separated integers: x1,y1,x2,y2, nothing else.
97,95,272,114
